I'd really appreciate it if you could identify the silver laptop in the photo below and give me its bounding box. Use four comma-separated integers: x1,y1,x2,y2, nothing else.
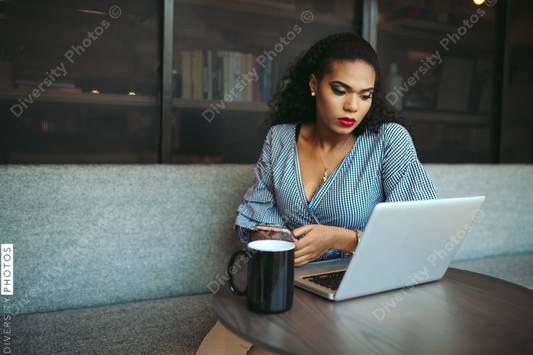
294,196,486,301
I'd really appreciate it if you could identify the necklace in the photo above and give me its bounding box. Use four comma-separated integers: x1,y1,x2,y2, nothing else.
316,128,353,182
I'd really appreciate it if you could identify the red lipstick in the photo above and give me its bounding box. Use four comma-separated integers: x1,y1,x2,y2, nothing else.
338,117,356,127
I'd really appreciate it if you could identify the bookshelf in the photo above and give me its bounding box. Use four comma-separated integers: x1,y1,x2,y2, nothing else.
376,1,498,163
1,0,359,164
0,89,268,112
169,0,359,163
0,89,156,108
0,0,508,164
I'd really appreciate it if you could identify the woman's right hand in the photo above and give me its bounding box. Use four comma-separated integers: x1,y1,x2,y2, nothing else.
292,225,358,267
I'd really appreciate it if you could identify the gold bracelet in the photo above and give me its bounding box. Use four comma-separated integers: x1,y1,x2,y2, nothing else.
346,229,361,256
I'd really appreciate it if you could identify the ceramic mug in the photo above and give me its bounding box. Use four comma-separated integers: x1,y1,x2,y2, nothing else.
228,240,294,314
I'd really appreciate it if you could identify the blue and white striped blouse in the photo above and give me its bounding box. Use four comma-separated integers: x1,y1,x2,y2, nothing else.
234,122,438,260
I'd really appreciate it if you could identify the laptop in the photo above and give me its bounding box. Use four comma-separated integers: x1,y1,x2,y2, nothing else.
294,196,486,301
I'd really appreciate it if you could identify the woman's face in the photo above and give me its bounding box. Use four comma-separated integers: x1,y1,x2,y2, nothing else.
309,60,375,135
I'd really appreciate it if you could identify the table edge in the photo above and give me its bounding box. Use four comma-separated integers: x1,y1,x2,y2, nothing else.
212,300,295,355
448,267,533,294
213,268,533,355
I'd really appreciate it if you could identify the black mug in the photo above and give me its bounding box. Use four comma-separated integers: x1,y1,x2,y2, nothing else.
228,240,294,314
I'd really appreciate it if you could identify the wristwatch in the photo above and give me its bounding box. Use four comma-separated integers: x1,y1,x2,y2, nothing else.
346,229,362,256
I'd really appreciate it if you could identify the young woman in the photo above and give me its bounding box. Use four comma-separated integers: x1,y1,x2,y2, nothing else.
197,32,437,355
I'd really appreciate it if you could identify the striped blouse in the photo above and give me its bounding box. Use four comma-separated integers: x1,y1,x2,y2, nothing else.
234,122,438,260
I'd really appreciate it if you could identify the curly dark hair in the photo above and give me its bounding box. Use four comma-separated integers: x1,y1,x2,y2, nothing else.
261,32,416,145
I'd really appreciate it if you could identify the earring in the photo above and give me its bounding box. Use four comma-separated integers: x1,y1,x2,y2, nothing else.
311,92,315,97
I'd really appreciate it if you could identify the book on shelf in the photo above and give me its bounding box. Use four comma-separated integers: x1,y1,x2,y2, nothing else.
233,51,241,102
180,51,192,99
15,79,81,93
252,55,260,103
263,55,271,103
14,79,77,88
179,49,271,103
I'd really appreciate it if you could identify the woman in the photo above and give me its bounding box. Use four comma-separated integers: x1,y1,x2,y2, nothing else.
197,32,437,355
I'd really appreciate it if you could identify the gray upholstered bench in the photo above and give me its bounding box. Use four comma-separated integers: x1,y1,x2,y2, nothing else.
1,164,531,354
424,164,533,290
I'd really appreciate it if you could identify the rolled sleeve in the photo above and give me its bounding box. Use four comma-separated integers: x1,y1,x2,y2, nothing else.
381,123,438,202
234,127,286,244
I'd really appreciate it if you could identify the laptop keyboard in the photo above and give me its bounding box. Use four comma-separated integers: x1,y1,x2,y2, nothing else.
302,270,346,291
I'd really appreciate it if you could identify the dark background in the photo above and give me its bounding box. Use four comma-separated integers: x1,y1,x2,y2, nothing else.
0,0,531,164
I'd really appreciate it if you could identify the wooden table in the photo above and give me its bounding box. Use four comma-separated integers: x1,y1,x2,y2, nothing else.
213,268,533,354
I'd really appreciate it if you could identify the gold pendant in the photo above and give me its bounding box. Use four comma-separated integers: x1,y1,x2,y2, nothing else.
323,169,328,182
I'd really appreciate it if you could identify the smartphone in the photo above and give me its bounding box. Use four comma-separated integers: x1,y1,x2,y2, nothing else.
255,225,298,242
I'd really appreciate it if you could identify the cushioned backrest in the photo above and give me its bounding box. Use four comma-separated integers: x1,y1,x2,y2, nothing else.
424,164,533,261
1,164,532,316
0,165,254,315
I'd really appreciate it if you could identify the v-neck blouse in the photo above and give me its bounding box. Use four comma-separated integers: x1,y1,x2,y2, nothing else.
234,122,438,260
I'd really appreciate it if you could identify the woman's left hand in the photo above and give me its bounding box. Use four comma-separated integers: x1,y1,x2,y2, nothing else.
292,224,354,267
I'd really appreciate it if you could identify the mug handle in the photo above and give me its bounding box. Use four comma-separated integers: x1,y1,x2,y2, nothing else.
228,250,247,296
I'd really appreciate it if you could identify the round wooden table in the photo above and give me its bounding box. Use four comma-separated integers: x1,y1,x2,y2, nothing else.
212,268,533,354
